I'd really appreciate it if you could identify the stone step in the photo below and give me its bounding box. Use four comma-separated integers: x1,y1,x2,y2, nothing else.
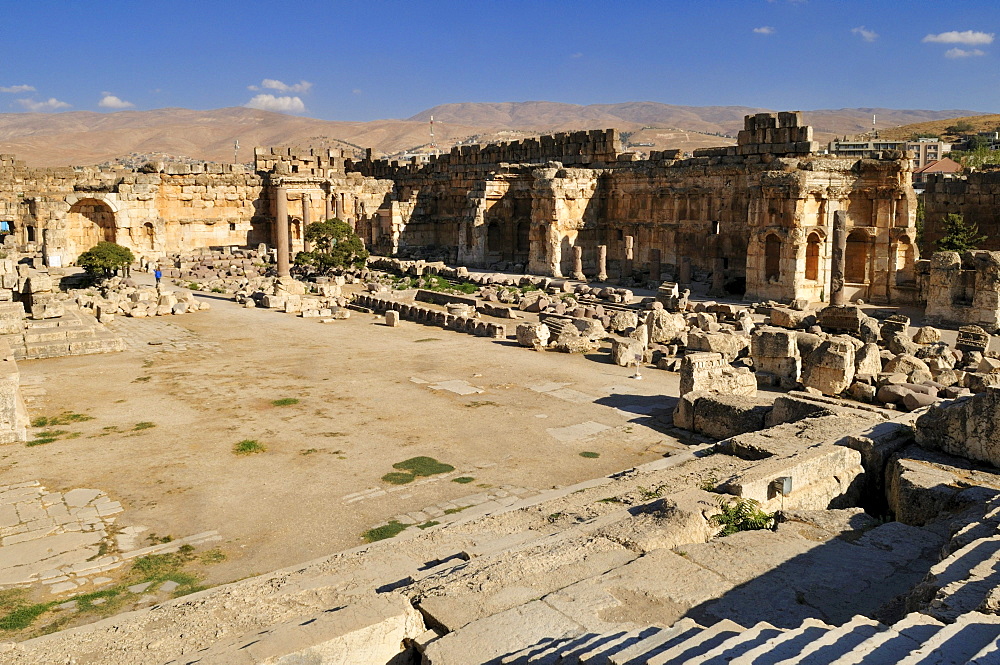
923,536,1000,622
728,619,833,665
685,622,784,665
968,636,1000,665
772,615,883,665
608,618,701,665
897,612,1000,665
828,613,944,665
572,627,660,664
644,619,744,665
929,535,1000,588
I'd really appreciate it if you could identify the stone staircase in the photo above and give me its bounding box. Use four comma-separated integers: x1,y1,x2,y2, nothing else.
483,611,1000,665
1,305,124,360
907,496,1000,624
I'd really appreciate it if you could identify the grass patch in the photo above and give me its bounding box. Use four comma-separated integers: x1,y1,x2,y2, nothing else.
452,477,475,484
36,430,68,438
26,437,57,447
321,431,347,437
381,471,415,485
199,548,227,565
133,422,155,431
300,448,319,455
132,376,151,383
416,521,439,529
393,456,455,477
465,401,497,408
0,600,56,631
31,412,93,428
233,439,266,455
271,398,299,407
126,552,204,596
414,338,439,343
443,506,467,515
579,451,600,459
598,497,623,504
362,521,408,543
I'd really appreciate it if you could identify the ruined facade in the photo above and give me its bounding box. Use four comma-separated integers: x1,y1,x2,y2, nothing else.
0,111,917,304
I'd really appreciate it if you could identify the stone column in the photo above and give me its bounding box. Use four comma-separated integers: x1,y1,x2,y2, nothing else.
623,235,634,277
274,186,290,278
830,210,847,307
301,194,312,252
709,258,726,296
572,245,585,281
649,248,662,284
336,194,345,220
324,194,331,222
679,257,691,286
596,245,608,282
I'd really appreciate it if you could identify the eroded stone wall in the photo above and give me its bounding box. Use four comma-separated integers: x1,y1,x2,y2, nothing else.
0,112,917,305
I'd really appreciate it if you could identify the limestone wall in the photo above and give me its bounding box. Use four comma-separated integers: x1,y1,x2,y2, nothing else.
0,112,917,306
922,170,1000,252
923,250,1000,331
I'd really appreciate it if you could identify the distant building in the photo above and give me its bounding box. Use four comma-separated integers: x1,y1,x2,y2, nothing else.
911,157,962,186
828,138,951,169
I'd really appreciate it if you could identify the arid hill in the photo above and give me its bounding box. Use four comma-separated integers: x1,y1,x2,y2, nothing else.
0,103,991,167
878,113,1000,142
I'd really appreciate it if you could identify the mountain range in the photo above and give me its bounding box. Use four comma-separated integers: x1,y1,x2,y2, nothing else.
0,103,990,167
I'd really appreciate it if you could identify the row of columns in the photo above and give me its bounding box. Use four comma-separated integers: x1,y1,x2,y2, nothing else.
273,186,352,279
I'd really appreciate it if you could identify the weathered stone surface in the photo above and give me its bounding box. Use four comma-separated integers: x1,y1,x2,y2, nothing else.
607,309,638,332
678,352,756,398
884,354,931,377
610,336,644,367
913,326,942,344
515,322,549,349
855,343,883,377
686,329,750,362
751,328,801,386
915,387,1000,467
801,339,856,396
646,309,686,343
770,306,812,329
691,394,770,439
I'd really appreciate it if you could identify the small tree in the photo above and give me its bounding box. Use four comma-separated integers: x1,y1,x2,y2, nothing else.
76,241,135,277
294,218,368,271
937,213,987,252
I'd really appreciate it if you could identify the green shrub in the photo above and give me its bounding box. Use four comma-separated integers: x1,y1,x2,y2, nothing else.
233,440,266,455
271,398,299,407
711,497,775,537
76,242,134,277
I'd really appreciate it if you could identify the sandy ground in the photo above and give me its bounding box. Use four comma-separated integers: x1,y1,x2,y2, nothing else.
0,288,691,587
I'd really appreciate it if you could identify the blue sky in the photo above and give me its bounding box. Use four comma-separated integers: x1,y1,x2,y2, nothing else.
2,0,999,120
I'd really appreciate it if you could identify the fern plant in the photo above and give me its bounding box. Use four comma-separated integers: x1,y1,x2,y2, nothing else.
711,497,776,537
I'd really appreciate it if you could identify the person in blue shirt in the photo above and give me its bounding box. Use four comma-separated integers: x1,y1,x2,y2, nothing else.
154,268,162,285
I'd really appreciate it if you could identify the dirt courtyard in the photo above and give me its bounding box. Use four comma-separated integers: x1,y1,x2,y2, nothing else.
0,290,689,589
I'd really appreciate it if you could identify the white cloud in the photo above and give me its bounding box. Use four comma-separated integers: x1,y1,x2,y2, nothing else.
851,26,878,42
945,47,987,58
753,26,775,35
247,79,312,94
245,94,305,113
16,97,70,112
98,94,134,109
352,88,363,95
0,84,35,93
570,52,583,58
923,30,994,45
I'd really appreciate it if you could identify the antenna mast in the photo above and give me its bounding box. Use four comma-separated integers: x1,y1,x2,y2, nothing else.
430,115,438,156
234,139,240,164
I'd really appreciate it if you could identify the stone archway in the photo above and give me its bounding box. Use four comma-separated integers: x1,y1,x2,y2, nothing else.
845,230,869,284
764,234,781,281
67,198,116,256
805,232,821,281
